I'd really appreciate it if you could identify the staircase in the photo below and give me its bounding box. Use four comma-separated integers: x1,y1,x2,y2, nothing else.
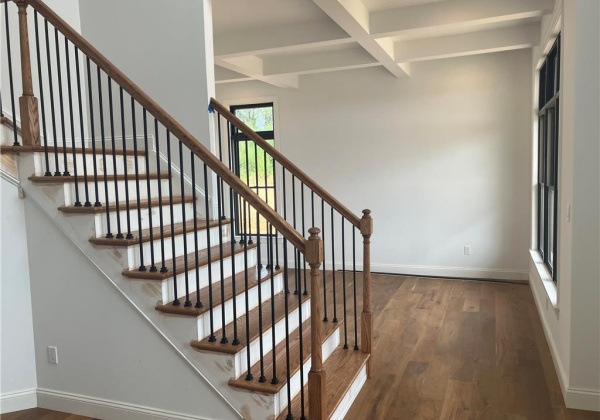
0,1,373,419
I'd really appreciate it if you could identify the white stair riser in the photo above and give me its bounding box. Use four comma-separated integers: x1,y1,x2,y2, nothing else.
63,179,170,206
330,364,367,420
233,298,312,378
124,225,231,270
161,249,258,304
275,327,341,416
197,271,284,342
94,202,195,237
33,152,148,177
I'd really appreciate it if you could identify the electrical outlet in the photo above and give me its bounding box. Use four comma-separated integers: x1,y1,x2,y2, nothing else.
47,346,58,364
464,245,472,256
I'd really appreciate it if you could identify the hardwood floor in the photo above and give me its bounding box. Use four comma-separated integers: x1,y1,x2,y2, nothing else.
3,275,599,420
345,274,600,420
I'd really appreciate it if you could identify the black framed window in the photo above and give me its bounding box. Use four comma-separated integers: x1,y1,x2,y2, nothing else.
230,103,275,236
538,34,560,281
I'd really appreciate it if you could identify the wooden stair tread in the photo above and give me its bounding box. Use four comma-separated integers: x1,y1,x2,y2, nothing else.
90,218,232,246
277,347,369,420
58,195,194,214
0,145,145,156
156,266,283,316
229,317,341,394
29,173,168,184
122,240,257,280
191,291,310,355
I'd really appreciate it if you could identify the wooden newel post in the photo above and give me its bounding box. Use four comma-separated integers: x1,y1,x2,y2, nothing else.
16,0,40,146
306,227,325,420
360,209,373,378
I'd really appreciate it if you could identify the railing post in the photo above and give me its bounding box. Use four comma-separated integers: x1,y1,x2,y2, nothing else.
16,0,40,146
360,209,373,378
306,227,325,420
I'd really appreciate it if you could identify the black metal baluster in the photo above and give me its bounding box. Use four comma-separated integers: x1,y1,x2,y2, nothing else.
331,207,338,323
216,114,226,220
131,99,145,270
190,152,202,308
292,176,298,295
342,217,348,349
282,169,288,293
64,40,80,206
242,196,251,379
269,223,278,385
301,184,308,296
96,67,111,237
216,172,227,343
297,249,306,420
4,2,19,146
226,118,239,345
107,78,121,237
34,11,50,174
74,47,89,205
283,239,292,420
352,228,359,350
252,141,265,382
119,88,133,236
322,198,328,322
179,141,190,306
44,19,60,175
203,163,216,341
155,119,167,271
54,28,68,175
273,162,280,270
85,57,100,205
143,110,157,271
166,130,179,305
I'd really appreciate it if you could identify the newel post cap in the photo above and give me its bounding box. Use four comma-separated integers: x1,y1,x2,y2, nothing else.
306,227,323,265
361,209,373,235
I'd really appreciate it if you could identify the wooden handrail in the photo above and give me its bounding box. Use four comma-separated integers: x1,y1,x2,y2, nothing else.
209,98,362,228
24,0,306,252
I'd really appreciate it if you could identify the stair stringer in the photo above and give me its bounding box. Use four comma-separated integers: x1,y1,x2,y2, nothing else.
14,152,289,420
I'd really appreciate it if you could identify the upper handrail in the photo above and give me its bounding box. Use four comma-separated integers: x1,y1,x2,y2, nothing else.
23,0,306,252
210,98,362,228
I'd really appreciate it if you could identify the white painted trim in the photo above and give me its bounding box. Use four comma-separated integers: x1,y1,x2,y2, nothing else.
0,389,38,414
37,388,215,420
330,364,367,420
565,387,600,412
529,250,558,307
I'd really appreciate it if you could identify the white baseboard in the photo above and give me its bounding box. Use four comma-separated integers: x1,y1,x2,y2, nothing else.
0,388,38,414
37,388,214,420
565,387,600,412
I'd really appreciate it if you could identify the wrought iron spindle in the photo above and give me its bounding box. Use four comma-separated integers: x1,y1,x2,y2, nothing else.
301,183,308,295
332,206,338,323
352,228,359,350
44,19,60,175
131,99,145,269
119,87,133,234
242,196,252,380
96,67,111,237
226,118,240,346
203,163,216,341
34,11,50,172
74,47,89,204
166,130,179,305
107,78,121,236
269,223,278,385
190,152,202,308
283,239,293,420
155,119,167,271
143,109,157,271
297,248,306,420
4,2,19,146
216,173,227,344
64,39,81,205
85,57,100,204
292,175,298,295
179,141,190,306
322,198,328,322
54,28,68,175
342,217,348,348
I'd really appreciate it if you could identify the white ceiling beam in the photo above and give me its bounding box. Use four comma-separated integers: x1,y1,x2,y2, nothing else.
263,47,379,76
312,0,410,78
215,21,353,59
216,56,299,88
214,66,254,84
371,0,554,39
395,23,541,63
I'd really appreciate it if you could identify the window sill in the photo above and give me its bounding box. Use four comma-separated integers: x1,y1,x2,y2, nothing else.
529,250,559,310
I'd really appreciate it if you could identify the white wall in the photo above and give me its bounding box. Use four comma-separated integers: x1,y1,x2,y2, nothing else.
0,179,37,413
217,49,533,281
23,198,238,419
529,0,600,411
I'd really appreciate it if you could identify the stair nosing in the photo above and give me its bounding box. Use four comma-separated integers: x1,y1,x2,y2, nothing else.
29,173,168,184
0,145,145,156
58,195,194,214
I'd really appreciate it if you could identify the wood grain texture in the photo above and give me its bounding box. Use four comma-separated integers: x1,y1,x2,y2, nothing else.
1,408,96,420
210,99,362,229
155,266,282,317
191,292,309,354
344,274,600,420
25,0,305,252
1,153,18,178
122,241,256,280
29,173,167,184
58,195,194,214
90,218,229,247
